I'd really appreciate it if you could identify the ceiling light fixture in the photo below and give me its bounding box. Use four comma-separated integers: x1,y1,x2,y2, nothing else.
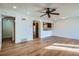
13,6,16,9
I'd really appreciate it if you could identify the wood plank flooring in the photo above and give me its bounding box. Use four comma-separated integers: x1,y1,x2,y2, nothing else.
2,38,15,49
0,36,79,56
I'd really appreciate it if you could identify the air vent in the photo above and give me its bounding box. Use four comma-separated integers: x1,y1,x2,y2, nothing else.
22,18,26,21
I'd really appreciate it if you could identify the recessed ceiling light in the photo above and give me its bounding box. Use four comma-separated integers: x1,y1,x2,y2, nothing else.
13,6,16,9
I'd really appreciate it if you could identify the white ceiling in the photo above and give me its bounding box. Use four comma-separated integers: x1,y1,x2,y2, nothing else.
0,3,79,19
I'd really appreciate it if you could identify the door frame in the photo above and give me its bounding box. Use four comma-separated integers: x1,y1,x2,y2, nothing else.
33,20,40,39
1,16,15,48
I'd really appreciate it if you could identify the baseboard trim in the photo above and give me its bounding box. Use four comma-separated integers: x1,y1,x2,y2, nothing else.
54,35,79,40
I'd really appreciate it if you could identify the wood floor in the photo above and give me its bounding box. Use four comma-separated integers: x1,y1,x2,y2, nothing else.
0,36,79,56
2,38,15,49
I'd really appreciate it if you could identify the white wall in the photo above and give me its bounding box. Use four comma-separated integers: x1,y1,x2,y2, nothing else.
54,16,79,40
15,16,33,43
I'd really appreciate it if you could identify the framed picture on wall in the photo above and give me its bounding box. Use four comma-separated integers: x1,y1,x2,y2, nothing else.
43,22,52,31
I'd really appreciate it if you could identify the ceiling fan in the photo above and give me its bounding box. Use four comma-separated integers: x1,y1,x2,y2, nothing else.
39,8,60,18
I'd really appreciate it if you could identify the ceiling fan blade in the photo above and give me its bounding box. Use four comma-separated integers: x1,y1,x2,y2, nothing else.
40,14,47,17
51,8,56,12
51,13,60,15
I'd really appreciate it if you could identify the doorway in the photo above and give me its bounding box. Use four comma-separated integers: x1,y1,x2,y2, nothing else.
33,21,39,39
2,16,15,49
